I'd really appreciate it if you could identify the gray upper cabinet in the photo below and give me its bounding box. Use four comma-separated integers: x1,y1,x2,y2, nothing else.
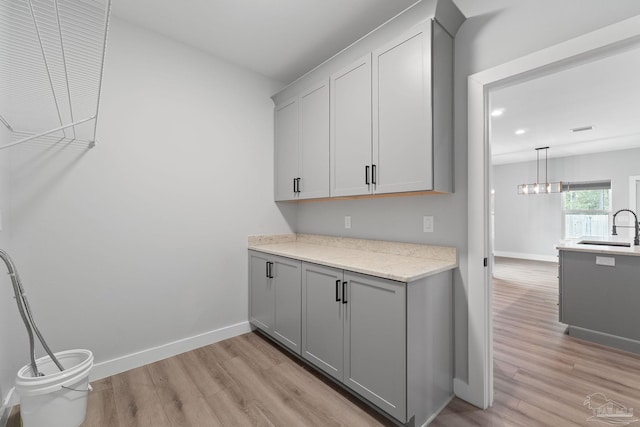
299,81,330,200
273,1,463,201
343,272,406,421
248,251,302,354
330,22,445,198
274,80,330,202
330,55,373,197
373,23,433,195
274,98,299,201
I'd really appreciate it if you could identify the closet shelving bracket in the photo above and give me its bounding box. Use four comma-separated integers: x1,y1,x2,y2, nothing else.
0,0,113,151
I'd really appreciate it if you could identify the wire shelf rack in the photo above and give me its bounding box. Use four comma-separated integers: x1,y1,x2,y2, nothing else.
0,0,112,150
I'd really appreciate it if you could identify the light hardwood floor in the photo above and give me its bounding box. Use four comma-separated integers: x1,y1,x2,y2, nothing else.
9,257,640,426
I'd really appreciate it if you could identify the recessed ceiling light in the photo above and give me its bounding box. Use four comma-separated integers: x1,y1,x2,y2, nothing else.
515,129,526,135
491,108,505,117
570,125,594,133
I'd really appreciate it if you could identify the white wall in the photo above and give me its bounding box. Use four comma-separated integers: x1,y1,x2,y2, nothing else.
494,147,640,260
296,0,640,382
0,126,22,416
7,18,294,381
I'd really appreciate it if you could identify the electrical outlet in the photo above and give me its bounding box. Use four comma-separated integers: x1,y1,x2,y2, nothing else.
423,215,434,233
344,216,351,229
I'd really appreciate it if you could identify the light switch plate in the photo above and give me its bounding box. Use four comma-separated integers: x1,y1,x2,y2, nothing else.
423,215,434,233
596,256,615,267
344,215,351,229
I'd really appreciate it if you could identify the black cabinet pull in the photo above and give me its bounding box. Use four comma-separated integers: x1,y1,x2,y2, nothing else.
342,281,348,304
372,164,377,185
296,178,301,193
293,178,297,193
365,165,370,185
265,261,270,278
336,280,341,302
266,262,274,279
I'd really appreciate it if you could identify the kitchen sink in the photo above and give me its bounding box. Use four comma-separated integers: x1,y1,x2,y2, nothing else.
577,240,631,247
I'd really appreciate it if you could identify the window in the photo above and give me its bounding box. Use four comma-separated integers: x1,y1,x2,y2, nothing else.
562,181,611,239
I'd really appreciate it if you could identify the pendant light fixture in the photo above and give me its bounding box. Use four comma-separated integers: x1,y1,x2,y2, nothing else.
517,146,563,194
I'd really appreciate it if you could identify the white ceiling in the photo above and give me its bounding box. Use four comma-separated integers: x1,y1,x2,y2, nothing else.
490,46,640,164
110,0,640,165
111,0,421,84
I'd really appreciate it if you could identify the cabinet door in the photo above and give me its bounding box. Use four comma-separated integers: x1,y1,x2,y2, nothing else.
274,97,299,201
298,80,330,200
272,256,302,354
330,55,372,197
248,251,274,333
343,272,406,422
301,263,344,381
373,22,432,194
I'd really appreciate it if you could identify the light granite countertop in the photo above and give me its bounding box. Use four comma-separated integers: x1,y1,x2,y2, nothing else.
248,234,458,282
556,236,640,257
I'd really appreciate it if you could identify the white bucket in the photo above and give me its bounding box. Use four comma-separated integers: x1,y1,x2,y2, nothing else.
16,349,93,427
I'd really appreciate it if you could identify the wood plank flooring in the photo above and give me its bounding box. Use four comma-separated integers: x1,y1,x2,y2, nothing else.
8,257,640,426
432,257,640,426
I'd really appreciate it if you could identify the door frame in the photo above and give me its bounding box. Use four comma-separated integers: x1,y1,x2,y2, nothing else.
464,15,640,409
630,176,640,217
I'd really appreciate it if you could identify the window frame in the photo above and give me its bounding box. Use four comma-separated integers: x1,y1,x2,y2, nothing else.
561,183,612,240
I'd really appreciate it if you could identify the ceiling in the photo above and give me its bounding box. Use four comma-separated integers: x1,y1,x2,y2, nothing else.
110,0,640,164
490,46,640,164
111,0,421,84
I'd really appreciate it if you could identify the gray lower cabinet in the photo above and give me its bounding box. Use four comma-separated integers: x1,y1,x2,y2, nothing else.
248,251,301,354
252,253,453,426
301,264,406,421
343,271,406,422
559,250,640,353
301,263,345,380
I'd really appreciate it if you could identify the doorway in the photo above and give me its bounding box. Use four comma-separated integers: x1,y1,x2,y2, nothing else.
465,15,640,409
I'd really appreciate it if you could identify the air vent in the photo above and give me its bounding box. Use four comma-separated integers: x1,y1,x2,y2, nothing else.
570,125,594,133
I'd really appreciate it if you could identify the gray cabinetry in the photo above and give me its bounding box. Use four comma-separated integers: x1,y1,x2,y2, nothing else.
559,249,640,353
372,22,433,195
301,265,406,420
301,263,345,380
343,272,406,421
248,251,301,354
330,55,373,197
274,98,299,201
273,4,462,201
274,80,330,202
250,251,453,425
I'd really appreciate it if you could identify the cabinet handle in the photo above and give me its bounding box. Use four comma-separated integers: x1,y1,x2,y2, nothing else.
372,164,376,185
265,261,269,278
296,178,301,193
266,262,274,279
293,178,297,193
342,281,348,304
336,280,341,302
365,165,370,185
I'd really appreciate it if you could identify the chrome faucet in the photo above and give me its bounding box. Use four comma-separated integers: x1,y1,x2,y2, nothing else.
612,209,640,246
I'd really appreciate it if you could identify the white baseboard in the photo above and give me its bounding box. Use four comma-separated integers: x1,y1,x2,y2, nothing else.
493,251,557,263
1,387,16,427
90,321,252,381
